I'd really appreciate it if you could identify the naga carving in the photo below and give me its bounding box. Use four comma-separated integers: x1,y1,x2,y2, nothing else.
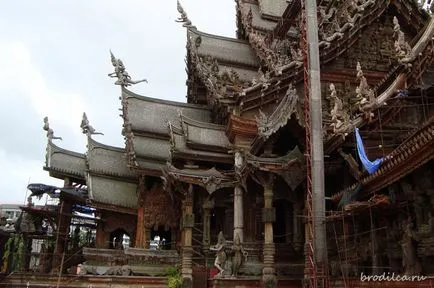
43,117,62,141
108,50,148,86
80,112,104,136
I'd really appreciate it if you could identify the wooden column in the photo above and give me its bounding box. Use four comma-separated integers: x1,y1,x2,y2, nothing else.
234,185,244,243
293,202,303,252
181,184,194,288
257,173,276,288
135,176,147,248
51,199,72,273
202,198,214,254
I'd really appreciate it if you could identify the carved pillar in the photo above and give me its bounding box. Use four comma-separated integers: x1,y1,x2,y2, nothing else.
293,202,303,252
202,198,214,254
258,174,276,288
181,184,194,288
135,176,147,248
234,185,244,243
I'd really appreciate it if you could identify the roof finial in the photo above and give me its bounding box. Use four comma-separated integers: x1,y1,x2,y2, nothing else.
80,112,104,137
108,50,148,86
43,117,62,141
176,1,195,28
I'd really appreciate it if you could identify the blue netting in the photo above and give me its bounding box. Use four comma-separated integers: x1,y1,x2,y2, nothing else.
355,128,384,174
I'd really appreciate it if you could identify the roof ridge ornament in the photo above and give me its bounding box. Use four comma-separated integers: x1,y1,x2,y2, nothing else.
108,50,148,87
176,1,195,29
43,117,62,141
80,112,104,137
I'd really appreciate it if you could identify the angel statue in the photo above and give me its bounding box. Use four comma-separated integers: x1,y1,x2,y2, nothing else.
80,112,104,136
210,231,227,278
43,117,62,141
108,50,148,86
231,233,248,278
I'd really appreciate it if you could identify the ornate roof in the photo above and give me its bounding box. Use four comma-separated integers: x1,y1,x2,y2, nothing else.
87,174,138,209
44,141,86,180
258,0,289,19
169,122,233,163
180,114,231,153
188,28,259,67
86,137,136,179
122,87,210,136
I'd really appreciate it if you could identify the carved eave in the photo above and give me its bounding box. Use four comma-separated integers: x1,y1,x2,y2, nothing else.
180,114,231,153
332,116,434,204
241,145,306,190
226,114,258,143
256,84,300,140
86,137,137,180
44,141,86,182
163,163,236,194
169,122,233,164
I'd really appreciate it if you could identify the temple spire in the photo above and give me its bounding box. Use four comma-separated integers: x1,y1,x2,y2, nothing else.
80,112,104,137
108,50,148,86
43,116,62,141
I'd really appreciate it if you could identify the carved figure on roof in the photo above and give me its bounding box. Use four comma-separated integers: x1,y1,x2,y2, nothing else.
329,83,350,138
393,17,412,60
355,62,375,120
80,112,104,136
401,218,421,275
43,117,62,141
176,1,194,28
108,50,148,86
231,233,247,278
210,231,227,278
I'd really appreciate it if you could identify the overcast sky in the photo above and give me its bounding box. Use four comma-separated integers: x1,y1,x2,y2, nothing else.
0,0,235,204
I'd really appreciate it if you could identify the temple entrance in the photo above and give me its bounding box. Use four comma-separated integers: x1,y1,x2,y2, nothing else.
150,226,171,250
109,228,130,249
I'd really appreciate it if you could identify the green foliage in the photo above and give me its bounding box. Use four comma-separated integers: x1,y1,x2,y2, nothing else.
166,266,182,288
1,235,24,273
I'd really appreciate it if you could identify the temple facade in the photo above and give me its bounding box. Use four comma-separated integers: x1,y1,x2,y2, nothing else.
2,0,434,287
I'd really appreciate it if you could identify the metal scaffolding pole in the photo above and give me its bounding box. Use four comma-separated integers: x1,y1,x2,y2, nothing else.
305,0,327,265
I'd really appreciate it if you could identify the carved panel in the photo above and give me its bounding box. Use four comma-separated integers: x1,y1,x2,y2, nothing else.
343,15,397,71
143,182,180,230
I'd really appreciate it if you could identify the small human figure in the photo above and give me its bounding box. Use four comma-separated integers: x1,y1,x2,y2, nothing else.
231,233,248,278
210,231,227,278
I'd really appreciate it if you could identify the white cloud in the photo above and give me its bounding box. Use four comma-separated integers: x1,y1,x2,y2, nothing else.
0,40,88,139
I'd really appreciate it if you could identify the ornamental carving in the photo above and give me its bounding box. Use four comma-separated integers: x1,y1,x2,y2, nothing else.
354,62,376,120
393,16,412,61
176,0,195,28
329,83,351,138
143,181,180,230
255,84,299,139
43,117,62,141
80,112,104,136
108,51,147,87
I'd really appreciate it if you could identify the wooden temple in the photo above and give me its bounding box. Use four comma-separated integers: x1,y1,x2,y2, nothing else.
3,0,434,287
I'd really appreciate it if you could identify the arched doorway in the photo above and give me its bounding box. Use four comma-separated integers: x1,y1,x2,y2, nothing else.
273,199,293,244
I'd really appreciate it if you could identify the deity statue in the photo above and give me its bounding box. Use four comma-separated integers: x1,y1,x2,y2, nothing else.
210,231,227,278
108,51,148,86
329,83,350,138
231,233,248,277
80,112,104,136
392,17,412,60
401,219,421,275
43,117,62,141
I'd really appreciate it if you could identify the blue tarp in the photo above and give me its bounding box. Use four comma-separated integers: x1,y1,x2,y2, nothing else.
355,128,384,174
